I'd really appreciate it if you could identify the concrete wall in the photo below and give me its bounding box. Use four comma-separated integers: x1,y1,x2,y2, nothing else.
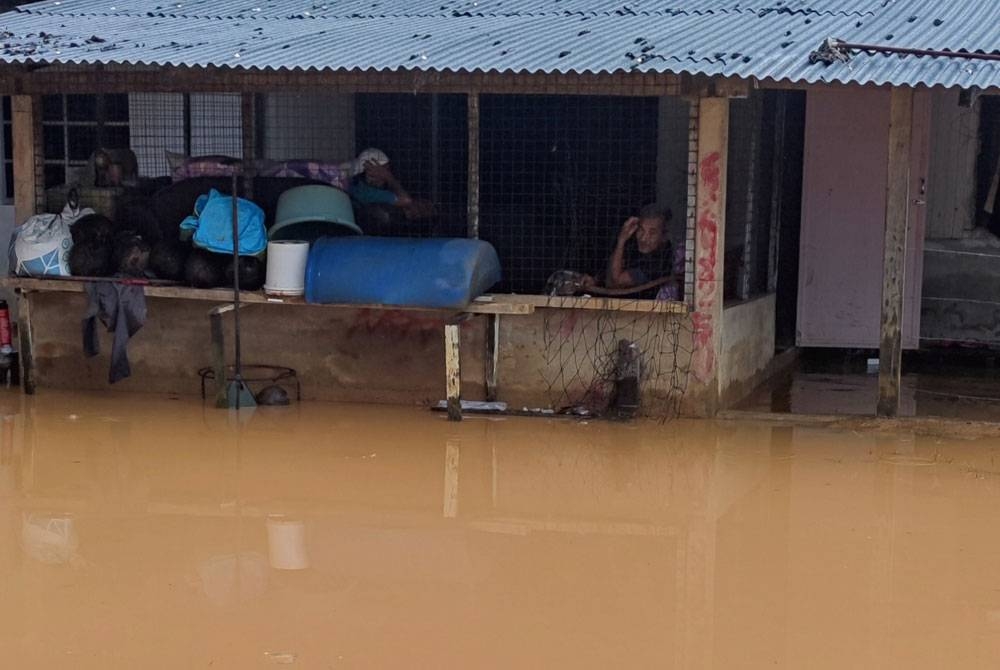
719,293,775,407
27,292,714,416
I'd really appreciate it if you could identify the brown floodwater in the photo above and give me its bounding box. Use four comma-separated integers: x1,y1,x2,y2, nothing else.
2,390,1000,668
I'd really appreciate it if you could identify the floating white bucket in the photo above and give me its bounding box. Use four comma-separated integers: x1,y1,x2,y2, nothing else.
266,515,309,570
264,240,309,297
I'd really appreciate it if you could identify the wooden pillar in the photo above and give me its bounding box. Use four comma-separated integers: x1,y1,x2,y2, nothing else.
877,88,913,418
766,94,788,294
466,92,480,239
12,95,41,225
444,322,462,421
691,97,729,414
16,293,34,395
485,314,499,401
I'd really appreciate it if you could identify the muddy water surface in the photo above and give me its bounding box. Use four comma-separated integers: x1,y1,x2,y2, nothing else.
2,391,1000,668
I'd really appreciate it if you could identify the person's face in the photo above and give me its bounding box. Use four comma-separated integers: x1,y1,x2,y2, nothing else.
364,161,391,187
636,216,666,254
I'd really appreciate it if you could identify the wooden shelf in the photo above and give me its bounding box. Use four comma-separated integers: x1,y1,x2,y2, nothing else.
0,276,534,315
1,278,689,316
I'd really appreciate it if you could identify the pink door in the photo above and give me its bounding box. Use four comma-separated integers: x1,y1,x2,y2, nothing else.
797,87,928,349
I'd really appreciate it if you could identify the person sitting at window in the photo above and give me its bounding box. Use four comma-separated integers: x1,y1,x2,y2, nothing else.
580,204,682,300
347,148,433,220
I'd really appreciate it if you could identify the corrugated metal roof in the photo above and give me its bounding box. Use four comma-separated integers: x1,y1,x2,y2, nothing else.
0,0,996,89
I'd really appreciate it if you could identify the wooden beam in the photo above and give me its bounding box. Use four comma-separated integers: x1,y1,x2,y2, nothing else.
11,95,40,225
466,92,480,239
877,87,913,418
0,65,682,98
1,277,534,314
444,323,462,421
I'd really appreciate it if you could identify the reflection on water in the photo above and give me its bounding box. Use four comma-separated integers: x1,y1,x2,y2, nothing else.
2,391,1000,668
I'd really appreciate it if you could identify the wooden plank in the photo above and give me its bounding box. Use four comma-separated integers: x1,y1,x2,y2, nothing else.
2,276,695,315
12,95,39,225
467,92,481,239
16,294,35,395
503,294,689,314
0,277,534,314
444,323,462,421
877,87,914,418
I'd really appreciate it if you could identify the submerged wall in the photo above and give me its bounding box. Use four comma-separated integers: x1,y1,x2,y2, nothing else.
719,293,775,408
26,292,712,416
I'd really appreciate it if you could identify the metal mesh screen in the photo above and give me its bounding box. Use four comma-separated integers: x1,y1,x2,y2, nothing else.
479,94,661,294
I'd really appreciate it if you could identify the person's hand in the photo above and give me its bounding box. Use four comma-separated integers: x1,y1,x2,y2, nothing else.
617,216,639,246
402,199,435,220
364,161,394,185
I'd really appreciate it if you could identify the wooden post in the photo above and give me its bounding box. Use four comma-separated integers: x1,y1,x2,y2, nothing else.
444,322,462,421
12,95,40,225
739,100,760,301
209,306,228,407
16,292,35,395
466,92,480,239
766,94,788,294
691,97,729,414
877,87,914,418
485,314,500,401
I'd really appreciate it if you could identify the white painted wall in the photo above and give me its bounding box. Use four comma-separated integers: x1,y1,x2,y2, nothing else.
720,293,775,402
925,88,980,239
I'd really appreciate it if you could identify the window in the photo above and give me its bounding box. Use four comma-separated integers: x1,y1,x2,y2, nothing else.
41,94,130,188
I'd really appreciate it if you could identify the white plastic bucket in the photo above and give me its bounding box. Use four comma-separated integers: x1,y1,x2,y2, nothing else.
266,515,309,570
264,240,309,297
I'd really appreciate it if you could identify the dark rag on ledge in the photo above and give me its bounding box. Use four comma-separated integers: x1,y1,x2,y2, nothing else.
82,282,148,384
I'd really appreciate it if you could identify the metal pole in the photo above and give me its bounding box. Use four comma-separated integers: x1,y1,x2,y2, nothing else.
231,169,243,409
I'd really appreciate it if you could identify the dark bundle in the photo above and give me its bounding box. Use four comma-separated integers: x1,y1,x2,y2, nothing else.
113,232,151,277
148,241,190,281
68,241,113,277
224,256,265,292
114,195,164,245
185,248,225,288
71,213,115,247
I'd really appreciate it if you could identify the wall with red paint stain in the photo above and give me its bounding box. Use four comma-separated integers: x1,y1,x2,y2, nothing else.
26,291,723,415
691,150,723,387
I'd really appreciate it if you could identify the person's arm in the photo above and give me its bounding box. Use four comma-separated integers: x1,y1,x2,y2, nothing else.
606,217,639,288
365,163,412,207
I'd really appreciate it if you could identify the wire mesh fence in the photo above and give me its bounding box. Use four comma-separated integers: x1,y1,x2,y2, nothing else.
541,298,693,418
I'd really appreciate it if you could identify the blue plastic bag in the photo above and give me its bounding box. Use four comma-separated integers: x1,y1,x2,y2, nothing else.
180,189,266,257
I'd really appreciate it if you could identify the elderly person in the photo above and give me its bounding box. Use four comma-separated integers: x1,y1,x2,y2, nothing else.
346,148,433,220
580,204,682,300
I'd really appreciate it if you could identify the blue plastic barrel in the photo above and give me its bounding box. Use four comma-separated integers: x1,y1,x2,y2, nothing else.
305,236,502,309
